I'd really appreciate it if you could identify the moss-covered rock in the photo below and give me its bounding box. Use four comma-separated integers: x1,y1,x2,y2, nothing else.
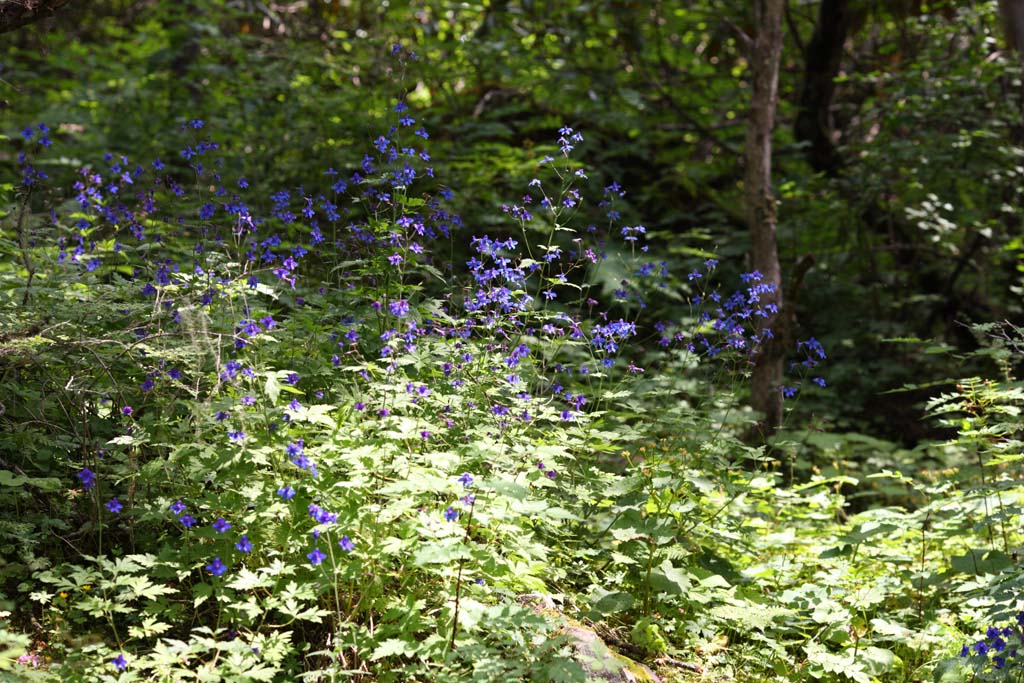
564,623,662,682
519,594,662,683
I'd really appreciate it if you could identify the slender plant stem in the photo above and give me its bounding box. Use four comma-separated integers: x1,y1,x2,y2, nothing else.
448,499,475,652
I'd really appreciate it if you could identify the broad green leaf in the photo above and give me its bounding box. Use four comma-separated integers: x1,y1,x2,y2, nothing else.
413,541,473,566
649,560,690,595
128,616,172,638
370,637,416,661
227,568,272,591
950,549,1013,575
193,582,213,609
264,374,281,404
590,589,634,615
857,646,896,676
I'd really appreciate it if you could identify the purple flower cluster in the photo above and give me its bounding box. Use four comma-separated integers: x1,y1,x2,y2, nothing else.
168,500,195,528
77,468,96,491
18,124,51,186
305,502,355,566
287,439,318,476
20,58,832,655
781,337,828,398
685,270,778,358
960,613,1024,670
444,472,477,522
34,111,660,524
164,501,253,575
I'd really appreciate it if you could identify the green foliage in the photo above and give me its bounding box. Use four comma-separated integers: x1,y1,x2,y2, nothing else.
3,2,1024,682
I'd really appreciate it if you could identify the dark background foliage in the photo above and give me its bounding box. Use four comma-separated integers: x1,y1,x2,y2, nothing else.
7,0,1021,438
3,1,1024,681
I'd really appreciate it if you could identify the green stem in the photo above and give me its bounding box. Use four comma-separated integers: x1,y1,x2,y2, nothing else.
448,499,475,652
643,539,655,617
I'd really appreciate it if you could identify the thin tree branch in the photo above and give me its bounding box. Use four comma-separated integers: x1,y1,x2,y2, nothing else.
722,17,753,49
784,0,806,56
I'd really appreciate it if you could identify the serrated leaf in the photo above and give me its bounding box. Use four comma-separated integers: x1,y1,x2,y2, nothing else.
610,552,636,565
290,403,336,428
242,665,279,682
857,646,896,676
839,521,899,544
609,527,643,542
279,600,331,621
413,541,473,566
138,583,177,601
264,374,281,404
193,582,213,608
369,638,415,661
711,602,794,629
227,568,271,591
806,643,870,683
128,616,172,638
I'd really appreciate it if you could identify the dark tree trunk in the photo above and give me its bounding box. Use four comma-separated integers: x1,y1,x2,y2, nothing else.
746,0,786,434
0,0,77,33
1000,0,1024,52
794,0,849,176
1000,0,1024,141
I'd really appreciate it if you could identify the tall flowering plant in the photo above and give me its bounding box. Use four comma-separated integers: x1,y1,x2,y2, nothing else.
7,45,827,682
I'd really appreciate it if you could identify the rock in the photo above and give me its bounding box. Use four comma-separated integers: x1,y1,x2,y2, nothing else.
517,594,662,683
564,624,662,682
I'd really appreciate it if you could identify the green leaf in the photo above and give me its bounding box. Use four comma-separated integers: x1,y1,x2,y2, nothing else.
413,541,473,566
193,582,213,609
279,600,331,622
128,616,172,638
485,478,530,500
933,658,968,683
839,521,899,545
806,643,870,683
949,549,1013,575
0,470,62,491
857,647,896,676
610,527,643,543
227,568,272,591
649,560,691,595
811,599,849,624
711,602,794,630
369,637,416,661
264,374,281,404
241,665,279,682
590,589,634,615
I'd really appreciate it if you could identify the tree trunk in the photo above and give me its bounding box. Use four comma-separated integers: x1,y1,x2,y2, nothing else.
0,0,77,33
745,0,786,434
1000,0,1024,52
794,0,848,176
1000,0,1024,141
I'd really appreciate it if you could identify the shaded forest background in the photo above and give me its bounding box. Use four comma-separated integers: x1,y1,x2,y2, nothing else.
4,1,1024,682
7,0,1024,439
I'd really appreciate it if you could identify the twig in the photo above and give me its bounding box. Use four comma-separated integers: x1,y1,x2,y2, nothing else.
654,656,705,674
784,0,806,56
722,17,752,50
